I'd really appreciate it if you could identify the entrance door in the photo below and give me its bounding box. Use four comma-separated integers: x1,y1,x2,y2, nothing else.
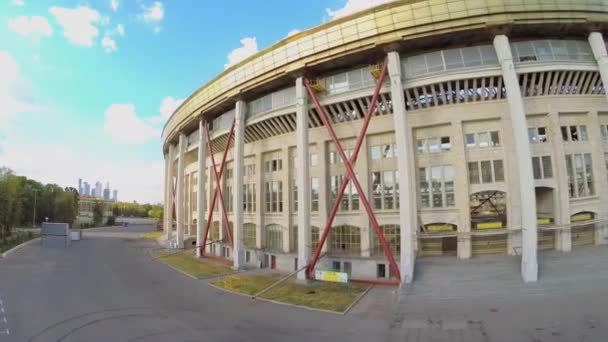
263,254,269,268
271,255,277,269
442,237,457,255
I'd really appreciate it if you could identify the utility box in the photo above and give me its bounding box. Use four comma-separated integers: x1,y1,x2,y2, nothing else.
41,223,70,247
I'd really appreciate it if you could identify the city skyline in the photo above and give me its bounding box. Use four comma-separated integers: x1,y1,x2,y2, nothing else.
78,177,118,202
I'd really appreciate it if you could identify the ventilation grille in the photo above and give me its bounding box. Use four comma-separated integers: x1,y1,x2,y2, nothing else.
519,70,605,97
405,76,506,111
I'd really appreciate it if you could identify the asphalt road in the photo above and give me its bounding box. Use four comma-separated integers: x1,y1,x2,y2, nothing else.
1,224,607,341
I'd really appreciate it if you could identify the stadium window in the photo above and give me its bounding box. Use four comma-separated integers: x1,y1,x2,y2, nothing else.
310,153,318,167
565,153,594,198
311,177,319,212
418,165,454,208
466,133,475,148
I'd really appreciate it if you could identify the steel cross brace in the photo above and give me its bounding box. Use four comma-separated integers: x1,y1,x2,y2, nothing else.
304,59,401,283
200,119,235,255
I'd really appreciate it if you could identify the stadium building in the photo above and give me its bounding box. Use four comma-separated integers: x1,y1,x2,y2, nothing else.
162,0,608,284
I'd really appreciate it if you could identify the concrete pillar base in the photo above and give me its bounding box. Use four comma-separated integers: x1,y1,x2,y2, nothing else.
557,230,572,252
521,260,538,283
457,235,471,259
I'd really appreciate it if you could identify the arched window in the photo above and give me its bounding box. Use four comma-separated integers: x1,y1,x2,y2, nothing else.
330,225,361,256
264,224,283,252
243,223,256,248
211,221,220,241
291,226,321,253
372,225,400,256
470,191,507,229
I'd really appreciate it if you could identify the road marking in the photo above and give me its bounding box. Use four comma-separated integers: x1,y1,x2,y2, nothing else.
0,295,9,337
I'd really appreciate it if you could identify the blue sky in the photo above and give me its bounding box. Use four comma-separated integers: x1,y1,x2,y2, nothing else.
0,0,392,203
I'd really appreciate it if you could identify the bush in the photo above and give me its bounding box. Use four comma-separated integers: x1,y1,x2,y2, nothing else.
106,216,116,226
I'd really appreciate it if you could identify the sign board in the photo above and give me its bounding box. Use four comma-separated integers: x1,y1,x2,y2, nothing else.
426,224,453,232
314,270,348,283
476,221,503,229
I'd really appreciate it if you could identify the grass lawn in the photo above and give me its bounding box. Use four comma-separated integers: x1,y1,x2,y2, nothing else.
212,273,284,295
152,250,234,279
213,273,369,312
140,231,163,240
1,232,39,254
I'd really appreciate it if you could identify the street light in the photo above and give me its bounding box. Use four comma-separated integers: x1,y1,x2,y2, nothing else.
32,189,39,228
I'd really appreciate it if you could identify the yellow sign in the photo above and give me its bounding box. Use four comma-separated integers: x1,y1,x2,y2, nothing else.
571,213,592,222
537,218,552,225
426,224,453,232
314,270,348,283
477,221,503,229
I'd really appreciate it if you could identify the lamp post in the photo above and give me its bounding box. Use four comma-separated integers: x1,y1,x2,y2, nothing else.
32,189,39,228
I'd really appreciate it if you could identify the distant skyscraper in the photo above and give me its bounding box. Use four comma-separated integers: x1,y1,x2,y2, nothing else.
83,182,90,196
112,190,118,202
78,178,82,194
95,182,102,198
91,188,96,197
103,182,110,200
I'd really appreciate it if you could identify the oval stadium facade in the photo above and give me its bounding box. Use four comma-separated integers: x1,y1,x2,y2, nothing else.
162,0,608,284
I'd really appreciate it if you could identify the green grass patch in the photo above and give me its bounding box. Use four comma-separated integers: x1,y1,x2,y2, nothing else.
0,232,39,254
212,273,284,295
152,250,234,278
212,274,369,312
140,231,163,240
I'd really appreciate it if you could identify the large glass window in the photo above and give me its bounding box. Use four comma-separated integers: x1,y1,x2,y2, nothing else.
566,153,594,198
419,165,454,208
403,44,498,78
329,225,361,256
371,170,399,210
561,125,588,142
466,131,500,148
600,125,608,141
372,225,400,256
468,160,505,184
265,181,283,213
510,40,593,63
243,223,256,248
330,175,359,211
264,224,283,252
528,127,548,143
416,137,450,154
532,156,553,180
311,177,319,212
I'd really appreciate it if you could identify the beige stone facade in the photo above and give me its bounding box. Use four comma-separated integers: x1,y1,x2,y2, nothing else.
163,1,608,283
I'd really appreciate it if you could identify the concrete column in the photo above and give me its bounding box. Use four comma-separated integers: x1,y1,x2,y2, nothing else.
233,101,246,269
589,32,608,105
296,76,311,280
451,120,472,259
358,136,371,258
494,35,538,282
281,145,290,253
164,147,172,242
388,51,415,284
176,133,186,248
548,112,571,252
196,120,208,257
588,110,608,244
588,32,608,242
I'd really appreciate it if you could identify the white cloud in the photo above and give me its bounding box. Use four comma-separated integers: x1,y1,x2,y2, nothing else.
326,0,395,19
0,139,164,203
140,1,164,22
101,35,117,53
0,51,38,130
49,6,101,47
149,96,184,123
116,24,125,36
7,16,53,42
104,104,160,143
224,37,258,70
11,0,24,6
110,0,119,12
287,29,301,37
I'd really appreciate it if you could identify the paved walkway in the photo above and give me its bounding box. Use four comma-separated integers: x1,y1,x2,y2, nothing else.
0,225,607,341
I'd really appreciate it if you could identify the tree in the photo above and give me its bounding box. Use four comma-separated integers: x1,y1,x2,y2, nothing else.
92,200,103,226
0,168,23,237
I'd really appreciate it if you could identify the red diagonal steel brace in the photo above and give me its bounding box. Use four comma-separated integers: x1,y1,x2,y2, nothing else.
201,119,235,255
304,59,401,283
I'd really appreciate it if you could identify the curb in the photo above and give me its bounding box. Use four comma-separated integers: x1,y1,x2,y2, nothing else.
0,237,40,258
342,285,372,314
206,278,347,315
